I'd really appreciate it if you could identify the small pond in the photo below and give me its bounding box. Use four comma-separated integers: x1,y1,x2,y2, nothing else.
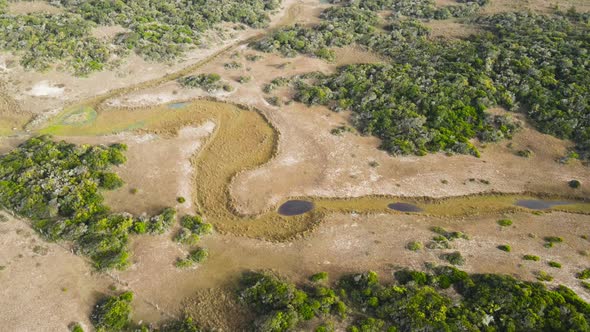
278,200,314,216
388,202,423,212
168,102,190,110
515,199,577,210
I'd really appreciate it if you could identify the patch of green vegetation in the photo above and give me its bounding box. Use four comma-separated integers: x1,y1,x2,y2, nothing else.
406,241,423,252
310,272,329,283
330,125,354,136
254,6,378,61
159,315,203,332
430,226,469,241
389,0,488,19
577,269,590,280
258,0,590,159
544,236,564,248
175,247,208,268
69,323,84,332
497,219,513,227
91,292,133,332
241,266,590,331
517,149,534,158
497,244,511,252
239,271,347,331
177,196,186,204
569,179,582,189
224,61,243,70
178,73,224,92
0,136,176,269
523,254,540,261
548,261,562,268
536,271,554,282
440,251,465,266
238,76,252,84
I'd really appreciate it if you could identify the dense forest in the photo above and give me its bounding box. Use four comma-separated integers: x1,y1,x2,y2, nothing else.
256,1,590,159
0,0,281,74
0,136,178,269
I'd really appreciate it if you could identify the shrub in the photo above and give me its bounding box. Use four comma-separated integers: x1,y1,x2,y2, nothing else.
536,271,554,282
517,149,533,158
523,255,540,261
176,248,208,268
577,269,590,280
310,272,329,282
177,196,186,203
497,219,513,227
181,215,213,236
160,316,203,332
69,323,84,332
98,172,124,190
497,245,511,252
544,236,563,248
548,261,562,268
91,292,133,332
406,241,423,251
569,180,581,189
174,228,200,246
441,251,465,266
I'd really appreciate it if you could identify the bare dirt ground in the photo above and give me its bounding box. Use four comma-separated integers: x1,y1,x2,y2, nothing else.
425,20,482,39
0,212,112,332
7,1,63,15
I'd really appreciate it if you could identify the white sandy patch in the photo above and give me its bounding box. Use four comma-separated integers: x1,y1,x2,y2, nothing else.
28,81,64,97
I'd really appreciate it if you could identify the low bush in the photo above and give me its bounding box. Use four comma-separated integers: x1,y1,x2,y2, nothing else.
577,269,590,280
91,292,133,332
497,245,511,252
497,219,513,227
406,241,423,251
440,251,465,266
523,255,540,261
310,272,329,282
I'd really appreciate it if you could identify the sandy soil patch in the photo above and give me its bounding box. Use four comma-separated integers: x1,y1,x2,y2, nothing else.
91,25,129,40
0,212,111,332
425,19,482,39
27,81,65,97
7,1,62,15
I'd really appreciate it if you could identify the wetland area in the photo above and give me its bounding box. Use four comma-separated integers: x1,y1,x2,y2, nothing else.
1,0,590,331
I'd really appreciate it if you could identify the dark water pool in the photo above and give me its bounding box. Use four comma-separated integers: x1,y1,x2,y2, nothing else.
278,200,314,216
515,200,576,210
388,202,423,212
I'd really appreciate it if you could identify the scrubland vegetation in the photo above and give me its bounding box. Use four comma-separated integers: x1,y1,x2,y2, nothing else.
0,136,176,269
256,1,590,158
0,0,281,74
238,267,590,331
